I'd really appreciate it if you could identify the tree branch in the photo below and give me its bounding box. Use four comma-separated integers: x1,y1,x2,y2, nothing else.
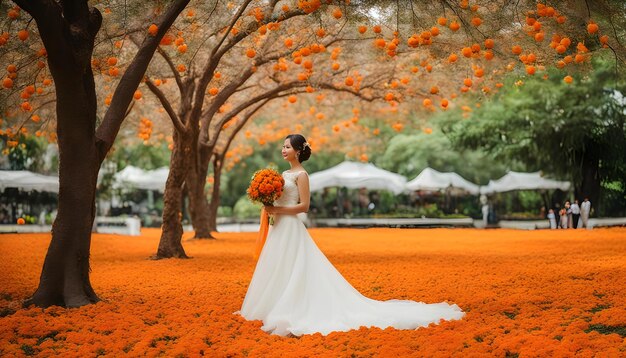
156,46,185,92
12,0,71,68
193,5,309,123
209,0,254,62
203,82,303,148
145,77,186,134
128,34,185,93
95,0,190,161
11,0,47,18
218,98,271,158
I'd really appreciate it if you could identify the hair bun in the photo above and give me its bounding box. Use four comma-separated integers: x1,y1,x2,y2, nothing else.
286,134,312,163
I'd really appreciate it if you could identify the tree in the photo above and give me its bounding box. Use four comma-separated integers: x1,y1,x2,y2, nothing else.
442,57,626,213
135,0,626,258
1,134,47,171
377,131,513,185
142,1,392,257
3,0,189,307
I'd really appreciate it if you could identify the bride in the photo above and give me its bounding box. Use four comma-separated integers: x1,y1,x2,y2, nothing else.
235,134,465,337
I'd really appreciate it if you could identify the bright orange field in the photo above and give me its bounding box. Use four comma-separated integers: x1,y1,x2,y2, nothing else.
1,228,625,357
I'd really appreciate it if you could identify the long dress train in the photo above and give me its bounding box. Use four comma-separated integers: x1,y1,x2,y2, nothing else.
234,171,465,336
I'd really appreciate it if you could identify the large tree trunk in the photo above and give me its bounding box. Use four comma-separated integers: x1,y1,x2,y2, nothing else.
19,0,102,308
15,0,190,307
186,169,214,239
26,66,101,308
186,145,214,239
206,156,224,233
155,130,191,258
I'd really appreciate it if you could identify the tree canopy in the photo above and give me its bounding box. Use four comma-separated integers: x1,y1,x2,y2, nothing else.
441,57,626,213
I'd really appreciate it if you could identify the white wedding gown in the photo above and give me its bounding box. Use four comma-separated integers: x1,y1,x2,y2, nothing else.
234,171,465,336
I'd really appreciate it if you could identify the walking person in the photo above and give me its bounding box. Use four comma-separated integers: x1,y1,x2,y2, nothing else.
580,198,591,229
570,200,581,229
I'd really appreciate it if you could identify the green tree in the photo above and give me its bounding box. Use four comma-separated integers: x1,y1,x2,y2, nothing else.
442,58,626,214
2,134,47,171
377,132,513,185
109,141,171,171
6,0,189,308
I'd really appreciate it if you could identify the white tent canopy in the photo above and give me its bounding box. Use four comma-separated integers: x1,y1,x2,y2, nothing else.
405,167,480,195
0,170,59,193
309,161,407,195
113,166,169,193
480,171,571,194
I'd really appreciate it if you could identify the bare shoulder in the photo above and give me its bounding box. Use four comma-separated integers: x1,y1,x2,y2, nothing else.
296,171,309,184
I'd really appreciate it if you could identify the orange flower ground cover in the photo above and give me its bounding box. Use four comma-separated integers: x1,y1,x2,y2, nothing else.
1,228,625,357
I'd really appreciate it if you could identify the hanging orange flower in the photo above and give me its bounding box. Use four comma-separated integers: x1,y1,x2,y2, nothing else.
148,24,158,36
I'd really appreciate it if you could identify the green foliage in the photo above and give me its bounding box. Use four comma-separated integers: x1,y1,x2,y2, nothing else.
18,214,37,224
446,58,625,180
233,196,261,220
414,203,443,218
217,206,233,217
442,57,626,214
377,131,513,185
109,141,171,171
1,134,47,171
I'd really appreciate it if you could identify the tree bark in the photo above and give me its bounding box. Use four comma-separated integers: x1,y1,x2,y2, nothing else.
206,156,224,233
26,62,101,308
186,151,214,239
13,0,101,308
13,0,190,307
155,129,191,258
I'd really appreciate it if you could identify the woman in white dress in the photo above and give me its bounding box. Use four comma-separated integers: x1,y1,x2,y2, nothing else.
235,134,465,337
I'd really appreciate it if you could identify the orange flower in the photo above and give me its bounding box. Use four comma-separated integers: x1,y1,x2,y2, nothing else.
247,168,284,206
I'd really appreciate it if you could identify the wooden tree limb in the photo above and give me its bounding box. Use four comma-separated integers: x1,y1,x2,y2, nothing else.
145,77,187,134
316,82,378,102
95,0,190,161
194,4,308,121
203,82,303,148
128,34,185,92
216,98,272,159
11,1,77,70
11,0,48,18
213,90,306,160
197,38,305,137
209,0,254,61
59,0,89,24
156,46,185,92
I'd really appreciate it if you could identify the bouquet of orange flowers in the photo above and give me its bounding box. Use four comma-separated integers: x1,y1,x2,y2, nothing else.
247,168,284,208
248,168,284,261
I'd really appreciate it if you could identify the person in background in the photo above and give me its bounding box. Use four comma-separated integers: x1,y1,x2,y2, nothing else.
38,209,47,225
547,209,557,229
580,197,591,229
570,200,581,229
565,201,573,228
559,207,568,229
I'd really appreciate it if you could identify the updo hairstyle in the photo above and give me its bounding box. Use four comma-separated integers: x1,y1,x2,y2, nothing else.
286,134,312,163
